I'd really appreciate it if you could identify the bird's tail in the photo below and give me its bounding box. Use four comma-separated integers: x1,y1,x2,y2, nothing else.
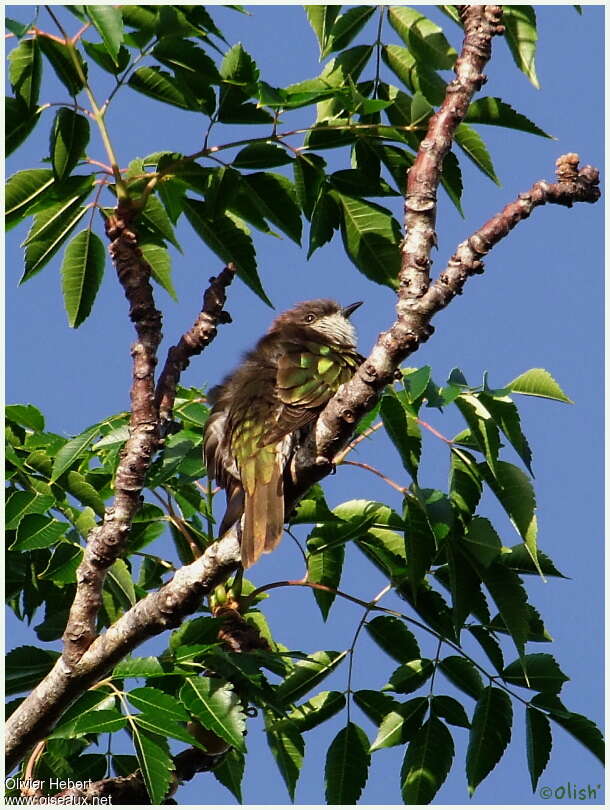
241,447,284,569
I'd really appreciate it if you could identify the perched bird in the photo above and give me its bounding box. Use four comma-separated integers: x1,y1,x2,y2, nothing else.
204,299,363,568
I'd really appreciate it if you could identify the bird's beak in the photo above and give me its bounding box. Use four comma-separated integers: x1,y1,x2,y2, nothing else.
342,301,363,318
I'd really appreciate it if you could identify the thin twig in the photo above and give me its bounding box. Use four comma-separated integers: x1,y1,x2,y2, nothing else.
342,460,408,494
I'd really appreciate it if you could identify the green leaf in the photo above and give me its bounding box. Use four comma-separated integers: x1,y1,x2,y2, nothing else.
353,690,398,724
49,689,116,739
74,709,126,734
480,461,540,575
6,96,41,155
468,625,504,673
308,189,340,257
455,123,499,184
132,726,173,804
503,654,569,693
5,169,55,229
233,142,293,169
293,153,326,220
266,718,304,801
61,229,105,328
307,543,344,620
380,395,421,481
481,562,529,659
85,6,124,62
403,491,437,597
241,172,302,244
325,722,370,804
370,697,427,751
107,558,136,607
6,403,45,432
388,7,457,69
384,659,434,694
381,45,447,106
139,241,176,301
9,37,42,110
505,368,572,403
463,516,502,567
455,394,500,475
323,6,376,57
50,424,99,482
365,615,420,663
140,193,180,249
6,646,60,695
501,543,566,578
21,199,89,282
12,514,69,550
82,40,130,75
305,5,342,57
441,149,464,215
335,192,401,288
450,448,482,522
466,687,513,796
525,706,552,791
530,694,604,763
39,542,82,584
400,716,454,803
479,392,533,474
276,650,348,705
438,656,484,700
5,490,55,530
431,695,470,728
213,749,244,803
129,66,193,109
503,6,539,88
38,37,85,96
182,197,271,306
112,656,165,679
180,677,246,752
465,97,551,138
286,690,346,733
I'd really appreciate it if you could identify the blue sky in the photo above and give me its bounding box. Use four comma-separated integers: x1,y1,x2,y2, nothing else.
5,4,604,805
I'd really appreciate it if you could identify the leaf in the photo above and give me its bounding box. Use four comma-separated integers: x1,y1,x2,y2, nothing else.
50,424,99,482
12,514,69,550
501,543,566,578
85,6,124,63
441,149,464,215
39,542,82,584
5,490,55,530
266,719,304,801
384,659,434,694
232,142,293,169
307,544,344,620
6,404,45,432
275,650,348,705
400,716,454,803
60,229,105,328
182,197,271,306
438,656,484,700
431,695,470,728
505,368,572,403
323,6,376,57
140,193,180,249
468,625,504,673
455,394,500,475
38,37,85,96
5,169,55,229
139,241,176,300
9,37,42,110
365,615,420,663
335,192,401,287
82,40,130,75
403,491,437,597
213,748,244,803
325,722,370,804
50,108,90,182
388,6,457,69
6,646,60,695
112,656,165,679
241,172,302,244
132,726,173,804
455,123,499,184
286,691,346,733
107,558,136,607
502,654,569,693
449,448,482,522
180,677,246,751
525,706,552,791
305,6,342,57
481,562,529,659
6,96,41,155
465,97,551,138
463,516,502,567
21,196,90,282
380,395,421,481
530,694,604,763
74,709,126,734
466,687,513,795
370,697,427,751
381,45,446,106
479,392,533,474
129,66,193,109
503,6,539,88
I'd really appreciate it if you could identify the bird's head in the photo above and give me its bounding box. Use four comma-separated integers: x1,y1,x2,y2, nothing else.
269,299,362,348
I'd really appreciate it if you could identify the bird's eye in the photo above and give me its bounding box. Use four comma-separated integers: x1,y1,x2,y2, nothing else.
304,313,316,323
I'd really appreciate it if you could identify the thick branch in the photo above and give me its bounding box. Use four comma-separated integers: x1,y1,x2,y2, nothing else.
155,263,237,424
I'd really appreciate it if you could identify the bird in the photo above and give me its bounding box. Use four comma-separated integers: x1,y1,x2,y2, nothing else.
203,299,363,568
